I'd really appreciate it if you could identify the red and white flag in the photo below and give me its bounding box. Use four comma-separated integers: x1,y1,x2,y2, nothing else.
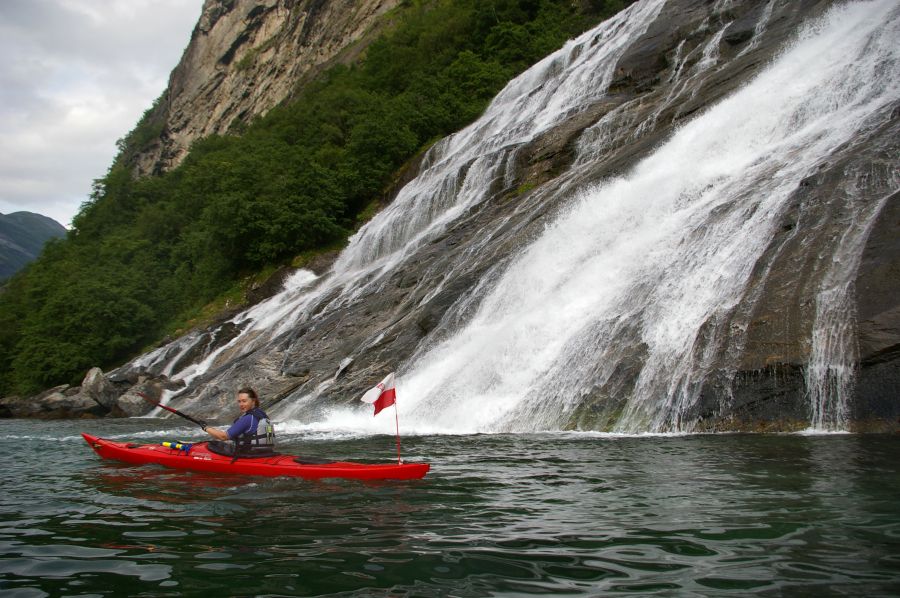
360,372,397,416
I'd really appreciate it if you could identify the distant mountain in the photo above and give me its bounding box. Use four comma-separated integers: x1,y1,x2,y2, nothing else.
0,212,67,280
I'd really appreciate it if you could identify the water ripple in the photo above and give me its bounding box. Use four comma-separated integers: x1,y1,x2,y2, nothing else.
0,421,898,595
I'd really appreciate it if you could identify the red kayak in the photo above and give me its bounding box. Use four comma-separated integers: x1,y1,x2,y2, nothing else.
82,433,429,481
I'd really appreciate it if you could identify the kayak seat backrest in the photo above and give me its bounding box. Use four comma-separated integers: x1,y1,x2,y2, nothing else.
293,456,337,465
207,440,279,458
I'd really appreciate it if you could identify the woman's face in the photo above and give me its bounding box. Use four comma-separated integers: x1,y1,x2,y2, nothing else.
237,393,254,413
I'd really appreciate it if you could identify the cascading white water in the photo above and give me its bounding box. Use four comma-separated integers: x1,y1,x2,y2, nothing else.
132,0,667,381
136,0,898,434
374,0,898,434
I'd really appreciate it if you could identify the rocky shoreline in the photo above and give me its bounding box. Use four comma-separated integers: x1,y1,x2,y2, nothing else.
0,368,183,420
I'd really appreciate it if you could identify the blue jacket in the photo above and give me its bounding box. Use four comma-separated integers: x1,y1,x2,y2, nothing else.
226,407,271,444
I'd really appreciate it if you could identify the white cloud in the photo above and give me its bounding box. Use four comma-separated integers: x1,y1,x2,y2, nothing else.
0,0,204,227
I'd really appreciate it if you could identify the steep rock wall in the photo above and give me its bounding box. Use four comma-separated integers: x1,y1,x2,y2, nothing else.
131,0,400,176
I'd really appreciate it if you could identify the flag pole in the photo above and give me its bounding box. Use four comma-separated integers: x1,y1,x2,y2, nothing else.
394,403,402,464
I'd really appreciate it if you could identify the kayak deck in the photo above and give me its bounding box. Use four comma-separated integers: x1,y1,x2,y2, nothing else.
82,433,429,480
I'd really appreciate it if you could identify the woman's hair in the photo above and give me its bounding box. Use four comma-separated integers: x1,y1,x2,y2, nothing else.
238,387,260,407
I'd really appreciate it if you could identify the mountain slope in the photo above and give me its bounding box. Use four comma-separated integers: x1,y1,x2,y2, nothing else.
0,212,66,281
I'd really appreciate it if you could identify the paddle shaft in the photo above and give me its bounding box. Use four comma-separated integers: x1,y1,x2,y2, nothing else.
138,393,206,429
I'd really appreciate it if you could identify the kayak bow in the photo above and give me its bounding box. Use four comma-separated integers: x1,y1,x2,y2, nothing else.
82,434,429,481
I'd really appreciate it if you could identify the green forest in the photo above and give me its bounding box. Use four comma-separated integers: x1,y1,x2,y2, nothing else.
0,0,632,397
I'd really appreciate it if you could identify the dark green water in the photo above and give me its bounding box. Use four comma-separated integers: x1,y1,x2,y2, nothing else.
0,419,898,597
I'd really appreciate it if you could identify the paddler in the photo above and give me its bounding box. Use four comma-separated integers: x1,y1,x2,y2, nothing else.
204,387,276,455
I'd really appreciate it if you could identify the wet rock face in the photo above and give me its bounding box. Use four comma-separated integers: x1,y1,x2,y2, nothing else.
693,114,900,429
113,0,898,431
130,0,400,176
853,185,900,428
574,0,897,431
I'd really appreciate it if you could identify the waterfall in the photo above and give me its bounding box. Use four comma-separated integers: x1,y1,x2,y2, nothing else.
134,0,899,434
385,0,899,433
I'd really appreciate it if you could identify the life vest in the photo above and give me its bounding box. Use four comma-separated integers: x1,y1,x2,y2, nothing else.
234,407,276,451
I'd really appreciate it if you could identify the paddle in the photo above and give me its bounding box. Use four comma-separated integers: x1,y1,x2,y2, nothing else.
138,392,207,430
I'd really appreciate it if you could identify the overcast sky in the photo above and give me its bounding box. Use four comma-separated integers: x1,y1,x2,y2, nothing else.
0,0,204,228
